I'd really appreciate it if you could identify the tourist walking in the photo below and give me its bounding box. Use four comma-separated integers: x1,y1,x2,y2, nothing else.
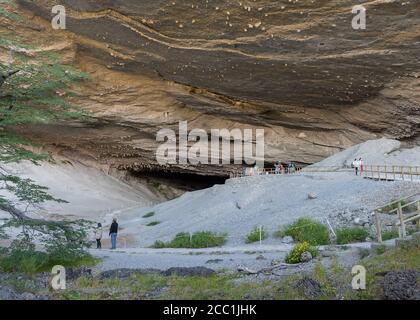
109,218,119,250
95,223,103,249
254,163,260,175
274,161,281,174
359,157,364,175
288,162,296,174
352,158,360,176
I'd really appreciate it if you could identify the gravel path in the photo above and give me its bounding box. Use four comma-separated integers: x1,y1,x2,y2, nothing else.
90,242,378,274
91,248,288,273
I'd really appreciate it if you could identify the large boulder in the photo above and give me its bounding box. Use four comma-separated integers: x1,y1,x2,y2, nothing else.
381,270,420,300
300,251,313,263
293,277,324,299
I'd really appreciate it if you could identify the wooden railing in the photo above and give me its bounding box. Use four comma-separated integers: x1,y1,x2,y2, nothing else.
229,165,353,178
229,167,302,178
363,165,420,182
229,164,420,181
372,193,420,242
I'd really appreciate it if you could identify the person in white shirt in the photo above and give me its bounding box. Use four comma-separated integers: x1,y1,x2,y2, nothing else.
95,223,103,249
352,158,359,176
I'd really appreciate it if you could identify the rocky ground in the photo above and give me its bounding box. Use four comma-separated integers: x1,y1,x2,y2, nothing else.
1,236,419,300
89,243,366,274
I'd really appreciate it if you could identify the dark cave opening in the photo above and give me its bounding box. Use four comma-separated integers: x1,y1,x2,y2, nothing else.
128,168,229,193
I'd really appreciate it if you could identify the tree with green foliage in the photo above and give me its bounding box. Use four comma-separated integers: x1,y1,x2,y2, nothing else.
0,3,96,273
0,35,87,216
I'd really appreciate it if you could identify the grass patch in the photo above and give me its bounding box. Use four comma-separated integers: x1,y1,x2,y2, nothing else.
336,227,369,245
245,226,267,244
142,212,155,218
146,221,161,227
162,274,272,300
66,272,277,300
0,250,98,275
283,217,330,245
5,277,39,294
349,244,420,299
152,231,227,249
285,241,318,264
381,229,399,241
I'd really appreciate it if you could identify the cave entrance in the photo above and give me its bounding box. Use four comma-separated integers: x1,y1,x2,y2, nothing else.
126,168,229,200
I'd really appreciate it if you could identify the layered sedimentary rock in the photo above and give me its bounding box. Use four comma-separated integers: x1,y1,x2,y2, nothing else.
3,0,420,186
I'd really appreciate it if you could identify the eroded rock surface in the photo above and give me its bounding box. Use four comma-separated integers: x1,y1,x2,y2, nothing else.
2,0,419,186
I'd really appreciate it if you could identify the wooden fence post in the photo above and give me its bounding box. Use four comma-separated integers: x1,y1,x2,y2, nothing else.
417,200,420,229
397,201,406,238
374,211,382,243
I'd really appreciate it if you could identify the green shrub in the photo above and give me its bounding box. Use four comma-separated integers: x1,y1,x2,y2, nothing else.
381,230,399,241
152,240,165,249
143,212,155,218
372,244,388,255
191,231,227,248
167,232,192,248
152,231,227,248
0,219,97,274
284,218,330,245
0,248,47,274
146,221,161,227
0,240,96,274
285,242,318,264
336,227,369,245
245,226,267,243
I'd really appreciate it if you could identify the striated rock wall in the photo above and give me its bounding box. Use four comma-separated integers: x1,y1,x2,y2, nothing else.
3,0,420,181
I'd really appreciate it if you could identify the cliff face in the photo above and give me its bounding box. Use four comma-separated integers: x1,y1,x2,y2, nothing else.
4,1,420,182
